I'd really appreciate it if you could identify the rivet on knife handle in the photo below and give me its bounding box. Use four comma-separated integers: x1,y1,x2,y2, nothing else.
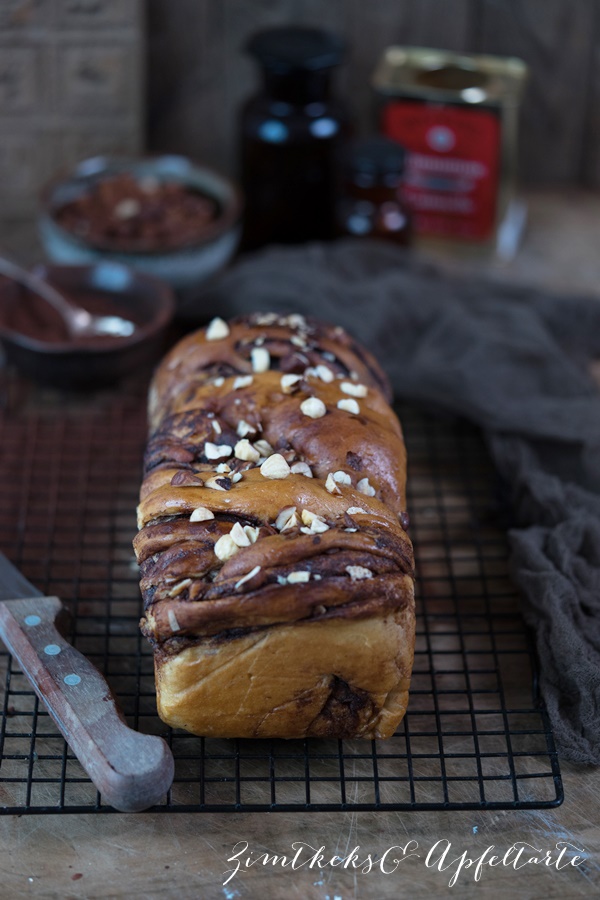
0,595,174,812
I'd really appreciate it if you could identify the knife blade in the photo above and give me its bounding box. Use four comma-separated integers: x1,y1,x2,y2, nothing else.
0,553,174,812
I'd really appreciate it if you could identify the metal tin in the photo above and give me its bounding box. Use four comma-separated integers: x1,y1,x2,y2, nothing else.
372,47,527,250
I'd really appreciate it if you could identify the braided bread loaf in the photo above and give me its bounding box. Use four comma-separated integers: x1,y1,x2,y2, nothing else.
134,313,415,739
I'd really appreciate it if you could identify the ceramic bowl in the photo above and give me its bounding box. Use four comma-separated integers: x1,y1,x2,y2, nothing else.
39,155,243,293
0,262,175,388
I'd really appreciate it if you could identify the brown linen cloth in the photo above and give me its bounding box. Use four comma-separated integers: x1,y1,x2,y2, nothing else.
197,239,600,765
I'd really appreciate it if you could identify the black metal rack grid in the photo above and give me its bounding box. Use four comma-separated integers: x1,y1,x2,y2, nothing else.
0,373,562,813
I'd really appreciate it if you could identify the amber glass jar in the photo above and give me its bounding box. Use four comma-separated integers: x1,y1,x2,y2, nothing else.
337,136,412,245
240,26,349,249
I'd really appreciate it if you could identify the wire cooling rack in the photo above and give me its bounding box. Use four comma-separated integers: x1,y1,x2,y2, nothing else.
0,371,562,814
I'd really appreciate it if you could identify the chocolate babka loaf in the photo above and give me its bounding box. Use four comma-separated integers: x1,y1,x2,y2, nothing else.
134,313,415,739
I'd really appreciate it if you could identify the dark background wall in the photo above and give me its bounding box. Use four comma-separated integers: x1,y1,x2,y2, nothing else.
147,0,600,187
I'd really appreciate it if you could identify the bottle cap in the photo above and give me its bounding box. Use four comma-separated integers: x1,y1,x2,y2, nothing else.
345,136,407,185
246,27,345,73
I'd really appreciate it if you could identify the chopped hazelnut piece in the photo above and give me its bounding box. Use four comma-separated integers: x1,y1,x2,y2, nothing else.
253,312,278,326
346,506,366,515
167,578,192,598
290,461,313,478
244,525,260,543
260,453,291,479
287,571,310,584
300,397,326,419
214,534,239,560
275,506,297,531
315,365,334,382
206,317,230,341
254,439,274,458
230,522,251,547
346,565,373,581
301,510,329,533
170,471,203,487
308,519,329,534
233,375,253,390
251,346,271,372
287,313,307,329
114,198,141,219
340,381,367,397
167,609,181,632
235,565,261,590
325,473,341,494
333,471,351,485
234,439,260,462
337,398,360,415
281,373,302,393
190,506,214,522
205,441,232,460
357,477,376,497
237,419,256,437
205,475,231,491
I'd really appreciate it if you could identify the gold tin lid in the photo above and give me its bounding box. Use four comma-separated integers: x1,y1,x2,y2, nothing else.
372,46,528,107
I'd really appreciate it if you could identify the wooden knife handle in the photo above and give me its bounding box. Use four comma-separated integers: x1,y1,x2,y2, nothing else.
0,596,174,812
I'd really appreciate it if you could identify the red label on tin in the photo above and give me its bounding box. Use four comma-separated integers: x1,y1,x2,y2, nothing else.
382,101,500,240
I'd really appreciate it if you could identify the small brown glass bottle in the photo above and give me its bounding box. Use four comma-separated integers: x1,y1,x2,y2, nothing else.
337,136,412,245
240,26,349,250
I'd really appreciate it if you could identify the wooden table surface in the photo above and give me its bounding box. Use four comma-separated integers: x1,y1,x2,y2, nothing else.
1,190,599,900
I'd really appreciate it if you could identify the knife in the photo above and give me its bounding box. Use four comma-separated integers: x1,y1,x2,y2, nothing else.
0,553,174,812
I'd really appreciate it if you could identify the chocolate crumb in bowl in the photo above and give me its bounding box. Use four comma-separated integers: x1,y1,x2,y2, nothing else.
0,263,175,388
39,156,243,294
1,280,148,346
54,173,220,254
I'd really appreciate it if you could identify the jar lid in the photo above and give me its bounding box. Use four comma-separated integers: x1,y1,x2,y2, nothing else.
246,27,345,73
372,46,528,106
346,136,407,179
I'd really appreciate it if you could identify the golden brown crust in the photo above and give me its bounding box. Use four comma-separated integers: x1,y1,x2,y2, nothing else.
134,312,415,739
155,609,415,740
